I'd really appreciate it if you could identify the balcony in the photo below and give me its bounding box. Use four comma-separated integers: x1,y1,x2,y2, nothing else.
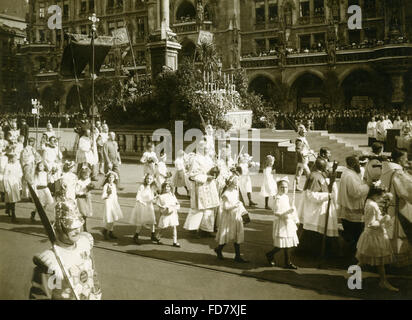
172,21,213,34
239,43,412,69
106,5,124,14
18,43,54,54
78,9,95,19
255,21,266,30
267,17,280,29
240,55,279,68
336,43,412,63
286,52,328,65
298,16,310,25
312,14,326,24
173,21,196,33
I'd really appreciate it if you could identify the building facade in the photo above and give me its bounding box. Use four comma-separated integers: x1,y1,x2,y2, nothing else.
0,14,27,109
14,0,412,112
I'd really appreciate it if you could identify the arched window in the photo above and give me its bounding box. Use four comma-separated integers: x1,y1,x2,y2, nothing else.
176,1,196,23
204,4,211,21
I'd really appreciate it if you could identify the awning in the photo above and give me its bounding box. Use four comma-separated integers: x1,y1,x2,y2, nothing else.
60,33,114,77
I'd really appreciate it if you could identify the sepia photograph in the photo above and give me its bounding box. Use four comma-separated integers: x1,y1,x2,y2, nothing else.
0,0,411,304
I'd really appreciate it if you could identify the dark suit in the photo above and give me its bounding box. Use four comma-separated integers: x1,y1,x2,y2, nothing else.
19,124,30,147
103,140,121,183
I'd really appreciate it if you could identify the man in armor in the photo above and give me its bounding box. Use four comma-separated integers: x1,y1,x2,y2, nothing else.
29,199,102,300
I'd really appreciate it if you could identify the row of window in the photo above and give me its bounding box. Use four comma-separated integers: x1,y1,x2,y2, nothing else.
35,17,146,43
255,0,379,25
37,0,130,19
252,28,378,54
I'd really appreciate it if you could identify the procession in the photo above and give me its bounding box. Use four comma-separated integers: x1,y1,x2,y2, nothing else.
1,0,412,303
0,111,411,300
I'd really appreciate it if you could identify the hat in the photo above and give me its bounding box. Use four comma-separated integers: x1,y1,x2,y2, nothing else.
106,170,119,180
159,152,167,162
55,199,84,230
298,124,307,132
63,160,76,172
276,176,289,184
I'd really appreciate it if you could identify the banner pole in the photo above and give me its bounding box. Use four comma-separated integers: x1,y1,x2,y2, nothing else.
124,19,139,83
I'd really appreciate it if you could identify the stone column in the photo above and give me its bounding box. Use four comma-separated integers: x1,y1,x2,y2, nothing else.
147,0,157,33
292,0,299,25
146,0,181,79
309,0,314,24
160,0,171,31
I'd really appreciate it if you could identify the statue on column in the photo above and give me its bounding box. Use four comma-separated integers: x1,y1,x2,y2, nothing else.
389,0,402,39
196,0,204,24
277,29,287,68
326,21,337,65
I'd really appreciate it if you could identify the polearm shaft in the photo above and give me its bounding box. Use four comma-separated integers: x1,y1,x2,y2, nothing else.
123,19,139,83
89,13,99,162
91,19,95,146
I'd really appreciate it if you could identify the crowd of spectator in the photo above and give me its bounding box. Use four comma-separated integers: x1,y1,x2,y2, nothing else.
272,105,411,133
0,112,82,129
242,35,410,59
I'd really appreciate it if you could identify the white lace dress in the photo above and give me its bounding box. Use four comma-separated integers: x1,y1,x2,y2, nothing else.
102,183,123,224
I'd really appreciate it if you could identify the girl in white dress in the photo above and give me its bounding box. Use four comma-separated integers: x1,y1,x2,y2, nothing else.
265,177,299,269
15,136,24,161
238,153,258,207
173,150,189,196
101,171,123,240
32,161,54,222
155,151,168,192
56,161,78,201
130,174,161,245
260,155,277,210
140,142,158,177
356,185,397,292
3,152,22,222
155,181,181,247
76,166,94,232
214,175,249,263
0,150,8,202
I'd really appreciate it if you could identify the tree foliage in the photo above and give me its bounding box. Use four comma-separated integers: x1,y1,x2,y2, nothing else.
153,58,232,130
233,68,276,128
196,41,220,73
42,79,65,112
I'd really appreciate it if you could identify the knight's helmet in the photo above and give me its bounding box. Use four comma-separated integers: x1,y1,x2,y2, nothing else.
54,199,84,232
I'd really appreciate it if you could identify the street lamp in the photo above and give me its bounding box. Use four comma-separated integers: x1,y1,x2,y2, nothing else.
31,98,42,149
89,13,99,130
88,13,99,167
